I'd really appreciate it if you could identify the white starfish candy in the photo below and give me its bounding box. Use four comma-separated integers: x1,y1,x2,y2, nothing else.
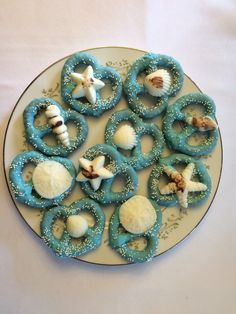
160,162,207,208
71,65,105,105
76,155,114,191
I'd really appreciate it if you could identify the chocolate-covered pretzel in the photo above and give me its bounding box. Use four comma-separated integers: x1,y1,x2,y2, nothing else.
23,98,88,157
41,198,105,257
105,109,164,170
76,144,138,205
109,196,162,263
61,52,122,116
163,93,219,156
124,53,184,119
9,151,76,208
148,153,212,208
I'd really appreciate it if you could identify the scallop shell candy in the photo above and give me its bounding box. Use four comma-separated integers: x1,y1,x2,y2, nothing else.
113,124,137,150
144,69,171,97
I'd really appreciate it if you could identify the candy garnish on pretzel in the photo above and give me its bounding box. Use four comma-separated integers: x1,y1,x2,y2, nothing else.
186,115,218,131
160,163,207,208
45,105,70,147
71,65,105,105
109,195,162,263
144,69,172,97
76,156,114,191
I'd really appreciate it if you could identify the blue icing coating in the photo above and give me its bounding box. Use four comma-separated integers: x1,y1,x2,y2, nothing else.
77,144,138,205
41,198,105,257
23,97,88,157
124,52,184,119
104,109,164,170
109,198,162,263
61,52,123,117
9,151,76,208
163,93,219,156
148,153,212,207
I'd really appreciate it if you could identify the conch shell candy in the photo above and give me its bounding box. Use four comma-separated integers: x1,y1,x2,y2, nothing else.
113,124,137,150
186,115,218,131
144,69,172,97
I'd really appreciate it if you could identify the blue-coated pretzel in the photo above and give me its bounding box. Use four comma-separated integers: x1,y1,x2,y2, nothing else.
124,53,184,119
104,109,164,170
41,198,105,257
61,52,122,117
163,93,219,156
9,151,76,208
148,154,212,208
77,144,138,205
109,198,162,263
23,97,88,157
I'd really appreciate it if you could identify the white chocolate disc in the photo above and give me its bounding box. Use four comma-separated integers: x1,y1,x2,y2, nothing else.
32,161,73,199
66,215,88,238
119,195,157,234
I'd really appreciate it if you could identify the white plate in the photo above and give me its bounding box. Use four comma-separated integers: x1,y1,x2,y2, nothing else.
3,47,223,265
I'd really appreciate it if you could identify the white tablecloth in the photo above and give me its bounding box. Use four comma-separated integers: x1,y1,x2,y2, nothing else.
0,1,235,313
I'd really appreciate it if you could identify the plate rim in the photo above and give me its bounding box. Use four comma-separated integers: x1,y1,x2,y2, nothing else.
3,45,223,266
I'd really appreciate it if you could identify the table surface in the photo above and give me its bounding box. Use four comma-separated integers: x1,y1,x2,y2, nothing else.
0,1,235,313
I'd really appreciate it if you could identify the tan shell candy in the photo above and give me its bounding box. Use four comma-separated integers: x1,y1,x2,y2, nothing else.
119,195,157,234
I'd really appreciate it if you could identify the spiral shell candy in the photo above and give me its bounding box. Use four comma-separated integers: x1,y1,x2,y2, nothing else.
45,105,70,146
113,124,137,150
144,69,171,97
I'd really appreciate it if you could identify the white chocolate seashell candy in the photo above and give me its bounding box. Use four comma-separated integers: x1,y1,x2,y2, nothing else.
45,105,70,147
144,69,171,97
32,160,73,199
119,195,157,234
77,156,114,191
186,115,218,131
66,215,88,238
113,125,137,150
